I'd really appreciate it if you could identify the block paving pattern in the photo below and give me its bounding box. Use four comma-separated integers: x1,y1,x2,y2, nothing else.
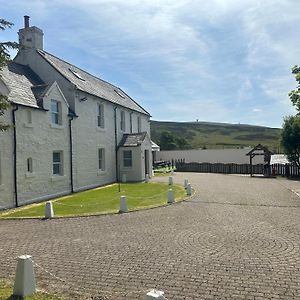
1,173,300,299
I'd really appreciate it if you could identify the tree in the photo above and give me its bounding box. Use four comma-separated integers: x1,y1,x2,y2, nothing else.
288,65,300,112
0,19,18,131
160,131,177,150
281,116,300,167
281,65,300,166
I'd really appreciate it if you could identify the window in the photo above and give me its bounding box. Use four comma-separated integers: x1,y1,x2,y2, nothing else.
120,111,125,131
27,158,33,173
53,151,63,175
51,100,62,125
69,68,85,81
97,103,105,128
123,150,132,167
137,116,141,132
98,148,105,171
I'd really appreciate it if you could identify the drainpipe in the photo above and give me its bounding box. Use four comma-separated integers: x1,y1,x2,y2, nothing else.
114,106,118,182
130,111,133,133
12,104,19,207
69,115,74,193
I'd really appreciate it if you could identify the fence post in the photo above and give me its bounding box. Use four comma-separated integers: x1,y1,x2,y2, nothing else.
13,255,36,297
119,196,128,213
45,201,54,219
168,176,173,185
187,183,192,196
168,189,174,204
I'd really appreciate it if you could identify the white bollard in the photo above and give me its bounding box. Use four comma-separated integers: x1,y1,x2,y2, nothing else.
145,174,149,183
119,195,128,213
145,289,167,300
13,255,36,297
168,189,174,204
171,169,174,175
168,176,173,185
152,170,155,177
187,183,192,196
45,201,54,219
122,174,127,183
184,178,189,189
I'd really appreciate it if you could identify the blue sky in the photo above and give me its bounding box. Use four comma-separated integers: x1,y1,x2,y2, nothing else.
1,0,300,128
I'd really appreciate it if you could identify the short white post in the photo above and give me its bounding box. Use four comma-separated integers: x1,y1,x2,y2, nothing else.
168,176,173,185
45,201,54,219
122,174,127,183
187,183,192,196
13,255,36,297
145,174,149,183
168,189,174,204
171,169,174,175
152,170,155,177
184,178,189,189
145,289,167,300
119,195,128,213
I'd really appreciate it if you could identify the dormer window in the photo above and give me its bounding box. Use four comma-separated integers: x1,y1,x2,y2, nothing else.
69,68,85,81
51,100,62,125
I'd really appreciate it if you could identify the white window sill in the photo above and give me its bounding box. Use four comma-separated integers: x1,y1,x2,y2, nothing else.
51,175,66,182
96,127,106,132
50,124,64,130
25,172,35,178
97,170,107,176
23,123,34,128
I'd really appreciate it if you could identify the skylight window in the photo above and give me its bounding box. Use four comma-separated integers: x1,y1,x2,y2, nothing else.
114,89,126,99
69,68,85,81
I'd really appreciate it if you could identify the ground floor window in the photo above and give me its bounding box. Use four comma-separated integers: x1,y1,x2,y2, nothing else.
53,151,63,175
98,148,105,171
123,150,132,167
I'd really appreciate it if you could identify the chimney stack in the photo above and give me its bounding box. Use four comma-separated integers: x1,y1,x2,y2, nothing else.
24,15,30,28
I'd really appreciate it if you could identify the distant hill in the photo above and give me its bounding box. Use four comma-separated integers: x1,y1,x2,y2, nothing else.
150,120,281,152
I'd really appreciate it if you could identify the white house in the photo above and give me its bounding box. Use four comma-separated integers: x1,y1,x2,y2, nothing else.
0,16,152,209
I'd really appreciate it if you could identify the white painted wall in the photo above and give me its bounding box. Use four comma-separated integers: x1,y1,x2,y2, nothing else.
157,149,264,164
0,107,14,209
15,84,72,205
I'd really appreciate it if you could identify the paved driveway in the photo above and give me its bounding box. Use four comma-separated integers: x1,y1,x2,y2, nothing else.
1,173,300,299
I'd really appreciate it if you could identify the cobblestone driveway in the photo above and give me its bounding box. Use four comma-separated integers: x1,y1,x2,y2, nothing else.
1,173,300,299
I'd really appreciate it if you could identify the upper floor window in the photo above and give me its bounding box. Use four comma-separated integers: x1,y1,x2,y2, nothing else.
27,158,33,173
97,103,105,128
53,151,63,175
51,100,62,125
98,148,105,171
27,110,32,124
120,111,125,131
123,150,132,168
137,116,141,132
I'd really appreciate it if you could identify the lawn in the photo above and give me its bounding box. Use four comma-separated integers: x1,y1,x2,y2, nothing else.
0,182,186,218
0,280,64,300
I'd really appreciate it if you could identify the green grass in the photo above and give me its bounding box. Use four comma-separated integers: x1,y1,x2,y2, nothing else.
0,280,64,300
0,182,186,218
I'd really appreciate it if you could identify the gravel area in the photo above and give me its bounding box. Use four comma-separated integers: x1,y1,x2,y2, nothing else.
1,173,300,299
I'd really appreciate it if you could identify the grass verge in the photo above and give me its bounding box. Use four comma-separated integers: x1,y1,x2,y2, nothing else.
0,182,186,218
0,280,64,300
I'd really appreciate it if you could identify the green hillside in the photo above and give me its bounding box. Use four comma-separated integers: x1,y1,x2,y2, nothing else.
150,121,281,152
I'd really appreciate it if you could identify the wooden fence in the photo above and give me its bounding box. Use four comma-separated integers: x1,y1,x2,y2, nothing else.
174,161,300,177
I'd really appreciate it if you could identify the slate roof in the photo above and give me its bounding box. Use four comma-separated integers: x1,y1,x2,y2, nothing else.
0,62,47,108
36,49,150,116
119,132,148,147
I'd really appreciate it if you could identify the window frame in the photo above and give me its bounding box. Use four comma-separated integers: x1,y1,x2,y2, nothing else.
123,150,132,168
51,100,62,125
137,116,141,132
27,157,33,173
98,148,105,171
52,151,63,176
120,110,125,132
97,103,105,128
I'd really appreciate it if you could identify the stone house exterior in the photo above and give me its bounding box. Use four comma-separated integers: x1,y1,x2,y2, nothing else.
0,16,152,209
